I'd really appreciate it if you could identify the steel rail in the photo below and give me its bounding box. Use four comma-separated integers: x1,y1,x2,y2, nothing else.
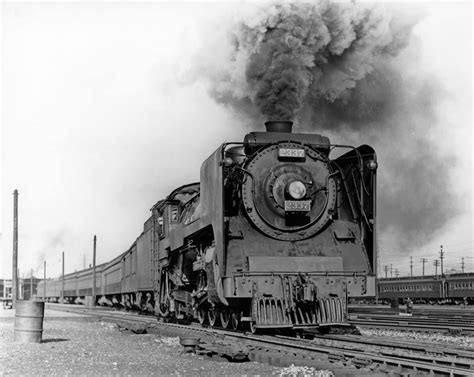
308,333,474,361
47,304,474,376
349,317,474,335
352,312,474,324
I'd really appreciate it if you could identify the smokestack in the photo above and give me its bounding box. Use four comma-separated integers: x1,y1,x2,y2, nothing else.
264,121,293,133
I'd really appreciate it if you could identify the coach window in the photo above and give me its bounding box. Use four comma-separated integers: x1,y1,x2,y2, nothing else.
170,206,179,223
158,216,164,237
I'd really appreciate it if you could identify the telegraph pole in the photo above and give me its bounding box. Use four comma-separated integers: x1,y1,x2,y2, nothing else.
43,261,46,300
12,189,19,308
461,257,465,273
30,268,33,300
420,258,427,277
434,259,440,278
410,256,413,278
61,251,65,303
439,245,444,276
390,264,393,277
92,235,97,307
384,265,389,278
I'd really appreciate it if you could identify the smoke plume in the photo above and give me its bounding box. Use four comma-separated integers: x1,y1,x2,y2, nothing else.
208,2,418,121
197,1,458,250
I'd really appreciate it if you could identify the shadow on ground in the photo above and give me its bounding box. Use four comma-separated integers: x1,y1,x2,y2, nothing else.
41,338,69,343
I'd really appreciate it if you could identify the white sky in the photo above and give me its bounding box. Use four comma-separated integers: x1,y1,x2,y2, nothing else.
1,1,472,279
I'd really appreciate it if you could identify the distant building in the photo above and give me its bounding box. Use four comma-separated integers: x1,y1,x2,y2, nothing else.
0,279,12,300
0,277,43,300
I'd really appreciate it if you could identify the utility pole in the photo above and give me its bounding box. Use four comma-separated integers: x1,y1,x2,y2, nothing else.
384,265,389,278
390,264,393,278
434,259,440,278
92,235,97,307
439,245,444,276
61,251,65,303
12,189,19,308
30,268,33,300
395,269,399,278
43,261,46,300
410,256,413,278
461,257,465,273
420,258,427,277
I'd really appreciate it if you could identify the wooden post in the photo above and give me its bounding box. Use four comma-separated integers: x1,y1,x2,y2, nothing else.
61,251,64,303
30,268,33,300
43,261,46,301
12,190,19,308
92,235,96,307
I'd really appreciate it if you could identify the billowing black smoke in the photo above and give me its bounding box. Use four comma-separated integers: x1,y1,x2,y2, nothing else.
230,2,417,121
198,1,458,250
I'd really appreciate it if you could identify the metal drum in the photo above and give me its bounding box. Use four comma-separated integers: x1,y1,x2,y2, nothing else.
14,300,45,343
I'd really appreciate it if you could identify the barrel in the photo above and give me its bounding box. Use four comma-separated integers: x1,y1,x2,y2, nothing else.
14,300,45,343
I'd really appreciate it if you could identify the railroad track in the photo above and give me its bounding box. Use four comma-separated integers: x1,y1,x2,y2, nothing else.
348,313,474,335
349,305,474,319
46,303,474,376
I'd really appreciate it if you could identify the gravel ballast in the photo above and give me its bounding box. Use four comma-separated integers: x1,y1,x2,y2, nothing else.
359,328,474,348
3,306,471,376
0,307,333,376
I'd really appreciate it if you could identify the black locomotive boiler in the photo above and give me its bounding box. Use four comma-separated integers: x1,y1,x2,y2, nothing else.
38,121,377,332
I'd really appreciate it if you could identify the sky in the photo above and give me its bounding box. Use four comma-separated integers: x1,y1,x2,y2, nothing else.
1,1,472,279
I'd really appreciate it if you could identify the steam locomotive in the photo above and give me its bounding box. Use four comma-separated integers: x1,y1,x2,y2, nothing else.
38,121,377,332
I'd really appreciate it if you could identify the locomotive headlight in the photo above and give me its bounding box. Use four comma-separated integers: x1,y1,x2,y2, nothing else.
366,160,378,171
288,181,307,200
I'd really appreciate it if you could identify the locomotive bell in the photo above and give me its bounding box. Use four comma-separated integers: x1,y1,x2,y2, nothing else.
265,121,293,133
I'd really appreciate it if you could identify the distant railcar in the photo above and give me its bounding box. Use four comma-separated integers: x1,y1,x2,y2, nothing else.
377,273,474,304
445,273,474,303
378,276,443,304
